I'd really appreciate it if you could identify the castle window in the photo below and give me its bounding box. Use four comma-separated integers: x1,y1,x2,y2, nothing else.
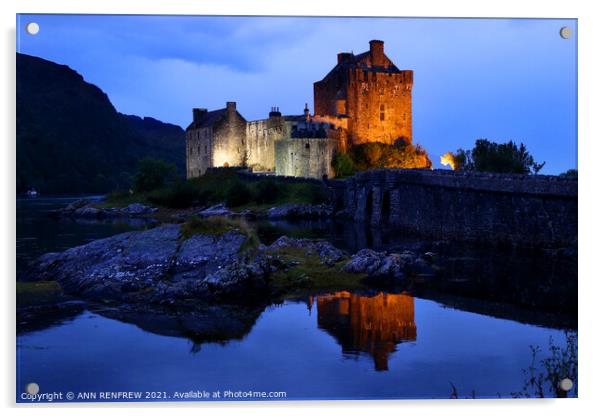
305,143,310,149
380,104,385,111
205,145,208,154
198,145,201,155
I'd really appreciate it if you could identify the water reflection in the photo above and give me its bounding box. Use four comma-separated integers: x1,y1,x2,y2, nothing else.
316,291,416,371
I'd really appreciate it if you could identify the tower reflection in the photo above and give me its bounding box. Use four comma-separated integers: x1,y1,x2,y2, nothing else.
316,291,416,371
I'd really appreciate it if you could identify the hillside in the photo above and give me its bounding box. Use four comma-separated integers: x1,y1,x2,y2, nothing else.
16,53,185,194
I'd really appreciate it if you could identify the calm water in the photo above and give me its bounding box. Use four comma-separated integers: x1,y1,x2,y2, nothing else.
16,197,576,401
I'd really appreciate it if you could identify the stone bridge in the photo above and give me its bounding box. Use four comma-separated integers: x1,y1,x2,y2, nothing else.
329,169,577,247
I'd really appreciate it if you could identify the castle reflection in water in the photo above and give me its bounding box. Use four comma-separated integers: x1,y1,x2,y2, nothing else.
313,292,416,371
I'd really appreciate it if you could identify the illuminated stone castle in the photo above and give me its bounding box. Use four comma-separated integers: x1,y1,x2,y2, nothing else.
314,40,413,149
185,40,412,179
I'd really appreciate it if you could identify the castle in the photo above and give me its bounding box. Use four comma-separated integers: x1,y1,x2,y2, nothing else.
186,40,413,179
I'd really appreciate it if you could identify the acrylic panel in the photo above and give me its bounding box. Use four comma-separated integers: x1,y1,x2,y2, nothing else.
16,14,577,403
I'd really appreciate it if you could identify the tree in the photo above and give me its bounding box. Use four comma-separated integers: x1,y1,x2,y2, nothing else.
133,158,177,193
446,139,545,174
559,169,577,178
332,153,355,177
440,150,468,171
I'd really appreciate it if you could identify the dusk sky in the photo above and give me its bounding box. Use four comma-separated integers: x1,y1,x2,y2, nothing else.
17,15,577,174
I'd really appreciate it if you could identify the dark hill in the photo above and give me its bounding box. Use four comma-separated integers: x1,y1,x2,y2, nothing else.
16,53,185,194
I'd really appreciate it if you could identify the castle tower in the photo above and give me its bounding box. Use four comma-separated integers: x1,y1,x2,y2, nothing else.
313,40,413,146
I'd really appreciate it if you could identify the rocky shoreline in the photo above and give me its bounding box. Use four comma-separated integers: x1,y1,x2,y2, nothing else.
50,198,158,219
20,222,436,307
52,198,336,222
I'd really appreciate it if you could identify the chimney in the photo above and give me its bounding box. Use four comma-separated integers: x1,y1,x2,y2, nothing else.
226,101,236,113
304,103,310,121
369,40,385,67
337,52,353,64
269,106,281,118
193,108,208,122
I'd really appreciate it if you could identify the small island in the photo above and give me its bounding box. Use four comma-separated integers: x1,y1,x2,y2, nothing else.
16,28,577,402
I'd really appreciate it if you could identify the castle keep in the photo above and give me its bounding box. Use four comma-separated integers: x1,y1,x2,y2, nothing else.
186,40,412,179
314,40,413,148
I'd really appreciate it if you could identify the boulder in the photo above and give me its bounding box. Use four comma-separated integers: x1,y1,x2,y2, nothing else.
342,249,420,281
197,204,234,217
267,204,333,219
268,236,346,266
120,203,158,215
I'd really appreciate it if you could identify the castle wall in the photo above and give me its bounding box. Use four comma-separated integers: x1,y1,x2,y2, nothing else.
332,169,577,248
314,70,349,116
245,117,287,172
186,127,213,178
346,69,413,145
211,109,247,169
275,138,338,179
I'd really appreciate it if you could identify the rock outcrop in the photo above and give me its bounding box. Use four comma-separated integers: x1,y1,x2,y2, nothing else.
51,199,158,219
267,204,333,220
342,248,436,282
22,224,274,304
22,223,439,307
268,236,346,266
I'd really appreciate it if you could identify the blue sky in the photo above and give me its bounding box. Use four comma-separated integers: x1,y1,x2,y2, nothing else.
17,15,577,174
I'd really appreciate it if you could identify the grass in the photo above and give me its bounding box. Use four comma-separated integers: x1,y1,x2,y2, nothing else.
96,191,148,208
99,170,329,213
267,247,367,299
16,281,64,307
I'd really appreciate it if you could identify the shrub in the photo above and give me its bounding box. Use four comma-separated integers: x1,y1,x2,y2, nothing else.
351,141,432,170
440,150,468,171
293,183,330,205
148,180,205,209
559,169,577,178
254,179,284,204
133,158,177,193
332,153,355,177
225,180,253,207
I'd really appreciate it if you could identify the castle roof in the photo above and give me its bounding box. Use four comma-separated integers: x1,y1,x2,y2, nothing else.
325,52,400,77
186,108,227,130
317,41,402,84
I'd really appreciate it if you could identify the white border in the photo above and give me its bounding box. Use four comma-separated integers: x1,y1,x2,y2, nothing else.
2,1,601,415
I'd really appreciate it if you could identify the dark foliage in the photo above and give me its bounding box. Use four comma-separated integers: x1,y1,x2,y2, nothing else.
254,180,284,204
224,180,253,207
146,179,207,209
16,53,185,194
119,170,330,210
559,169,578,178
133,158,176,193
331,153,355,177
450,139,545,174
